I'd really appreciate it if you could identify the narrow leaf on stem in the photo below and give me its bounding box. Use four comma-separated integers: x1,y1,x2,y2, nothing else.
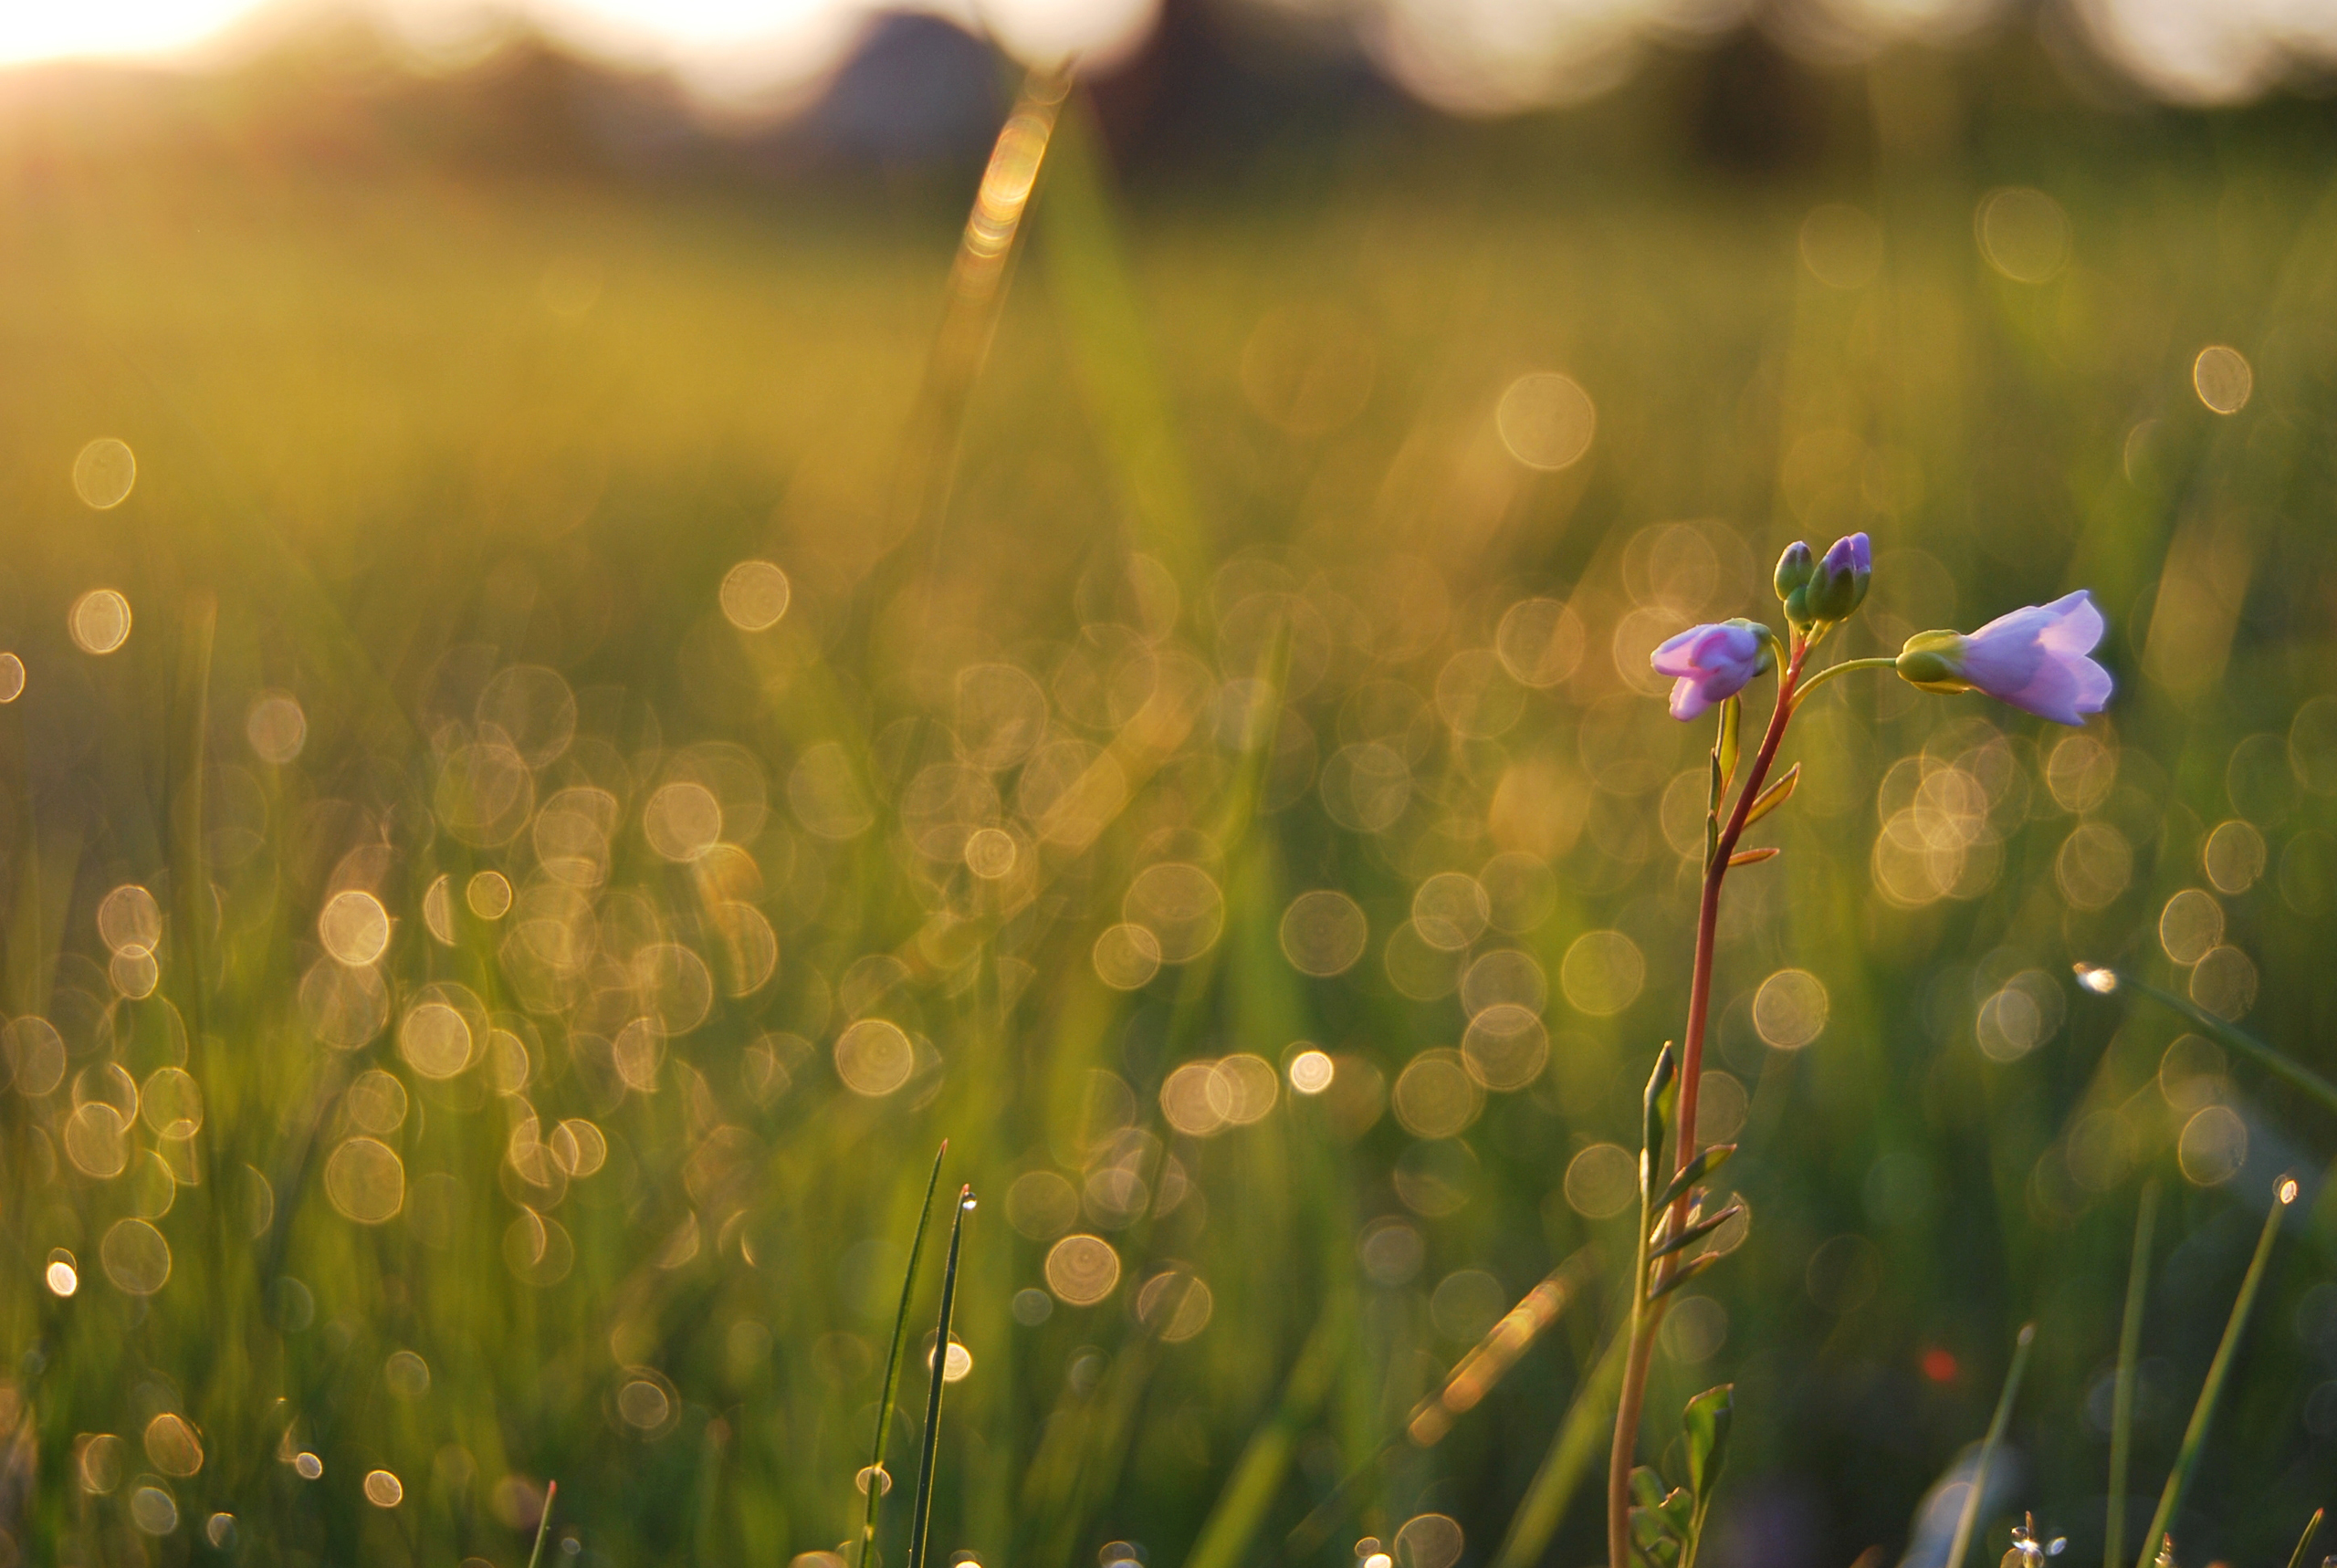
1648,1249,1729,1301
1743,763,1800,826
1640,1045,1678,1197
1654,1145,1734,1213
1716,696,1741,797
1725,847,1779,868
1650,1203,1743,1262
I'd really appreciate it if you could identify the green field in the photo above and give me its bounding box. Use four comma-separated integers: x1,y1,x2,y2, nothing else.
4,46,2337,1568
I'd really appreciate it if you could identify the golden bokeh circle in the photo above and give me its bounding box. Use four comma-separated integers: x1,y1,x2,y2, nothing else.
1045,1233,1122,1305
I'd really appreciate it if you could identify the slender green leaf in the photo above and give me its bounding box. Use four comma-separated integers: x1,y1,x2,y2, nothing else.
1682,1387,1732,1499
1651,1204,1743,1263
2284,1509,2323,1568
860,1143,950,1568
1948,1323,2036,1568
1192,1304,1347,1568
1716,696,1742,799
1742,763,1800,827
1491,1332,1630,1568
1680,1385,1734,1568
525,1480,558,1568
907,1186,974,1568
2074,967,2337,1120
1641,1045,1679,1198
2133,1178,2298,1568
1648,1249,1732,1301
1654,1145,1735,1214
2106,1182,2160,1568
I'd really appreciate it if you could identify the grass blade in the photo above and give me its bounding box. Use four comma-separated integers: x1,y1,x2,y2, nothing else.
1947,1322,2035,1568
1288,1252,1595,1559
1489,1328,1630,1568
2073,967,2337,1119
525,1479,558,1568
1183,1305,1345,1568
906,1185,975,1568
2133,1176,2299,1568
2106,1182,2160,1568
861,1143,950,1568
2285,1509,2324,1568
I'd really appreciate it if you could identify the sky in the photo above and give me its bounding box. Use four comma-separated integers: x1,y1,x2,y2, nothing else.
0,0,2332,109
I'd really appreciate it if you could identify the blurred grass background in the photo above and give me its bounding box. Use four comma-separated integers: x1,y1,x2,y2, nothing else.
4,14,2337,1568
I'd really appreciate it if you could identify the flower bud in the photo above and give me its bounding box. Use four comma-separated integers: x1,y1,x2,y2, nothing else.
1800,533,1872,626
1773,541,1815,604
1894,630,1971,693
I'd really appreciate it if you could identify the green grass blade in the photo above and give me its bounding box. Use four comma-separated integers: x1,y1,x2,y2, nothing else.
1489,1328,1630,1568
2284,1508,2323,1568
1947,1322,2035,1568
861,1142,950,1568
526,1479,559,1568
906,1186,974,1568
2106,1182,2160,1568
2074,967,2337,1119
2133,1177,2298,1568
1184,1305,1345,1568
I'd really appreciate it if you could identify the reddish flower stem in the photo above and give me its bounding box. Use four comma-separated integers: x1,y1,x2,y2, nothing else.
1673,639,1804,1189
1606,638,1806,1568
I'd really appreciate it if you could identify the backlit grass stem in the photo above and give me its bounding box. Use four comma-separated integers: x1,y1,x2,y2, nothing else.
1947,1323,2035,1568
2134,1176,2298,1568
906,1186,975,1568
2074,968,2337,1120
2106,1183,2159,1568
863,1144,950,1568
525,1480,558,1568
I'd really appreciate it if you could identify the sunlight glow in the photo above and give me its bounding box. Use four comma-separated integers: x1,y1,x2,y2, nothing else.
0,0,1160,89
3,0,2323,107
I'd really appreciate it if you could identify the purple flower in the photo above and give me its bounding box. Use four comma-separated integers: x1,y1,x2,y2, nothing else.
1895,590,2112,726
1651,620,1773,721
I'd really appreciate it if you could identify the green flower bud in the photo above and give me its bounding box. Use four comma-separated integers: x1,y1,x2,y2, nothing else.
1774,541,1815,604
1895,630,1972,694
1800,533,1871,626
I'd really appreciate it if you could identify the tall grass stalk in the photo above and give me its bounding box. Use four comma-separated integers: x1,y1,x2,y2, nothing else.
2133,1177,2298,1568
1493,1331,1630,1568
1184,1310,1344,1568
2075,968,2337,1119
2106,1182,2160,1568
2283,1509,2323,1568
906,1186,974,1568
862,1144,950,1568
525,1480,558,1568
1947,1323,2035,1568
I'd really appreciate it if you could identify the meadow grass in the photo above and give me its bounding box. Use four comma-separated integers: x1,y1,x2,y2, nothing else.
1,52,2336,1568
